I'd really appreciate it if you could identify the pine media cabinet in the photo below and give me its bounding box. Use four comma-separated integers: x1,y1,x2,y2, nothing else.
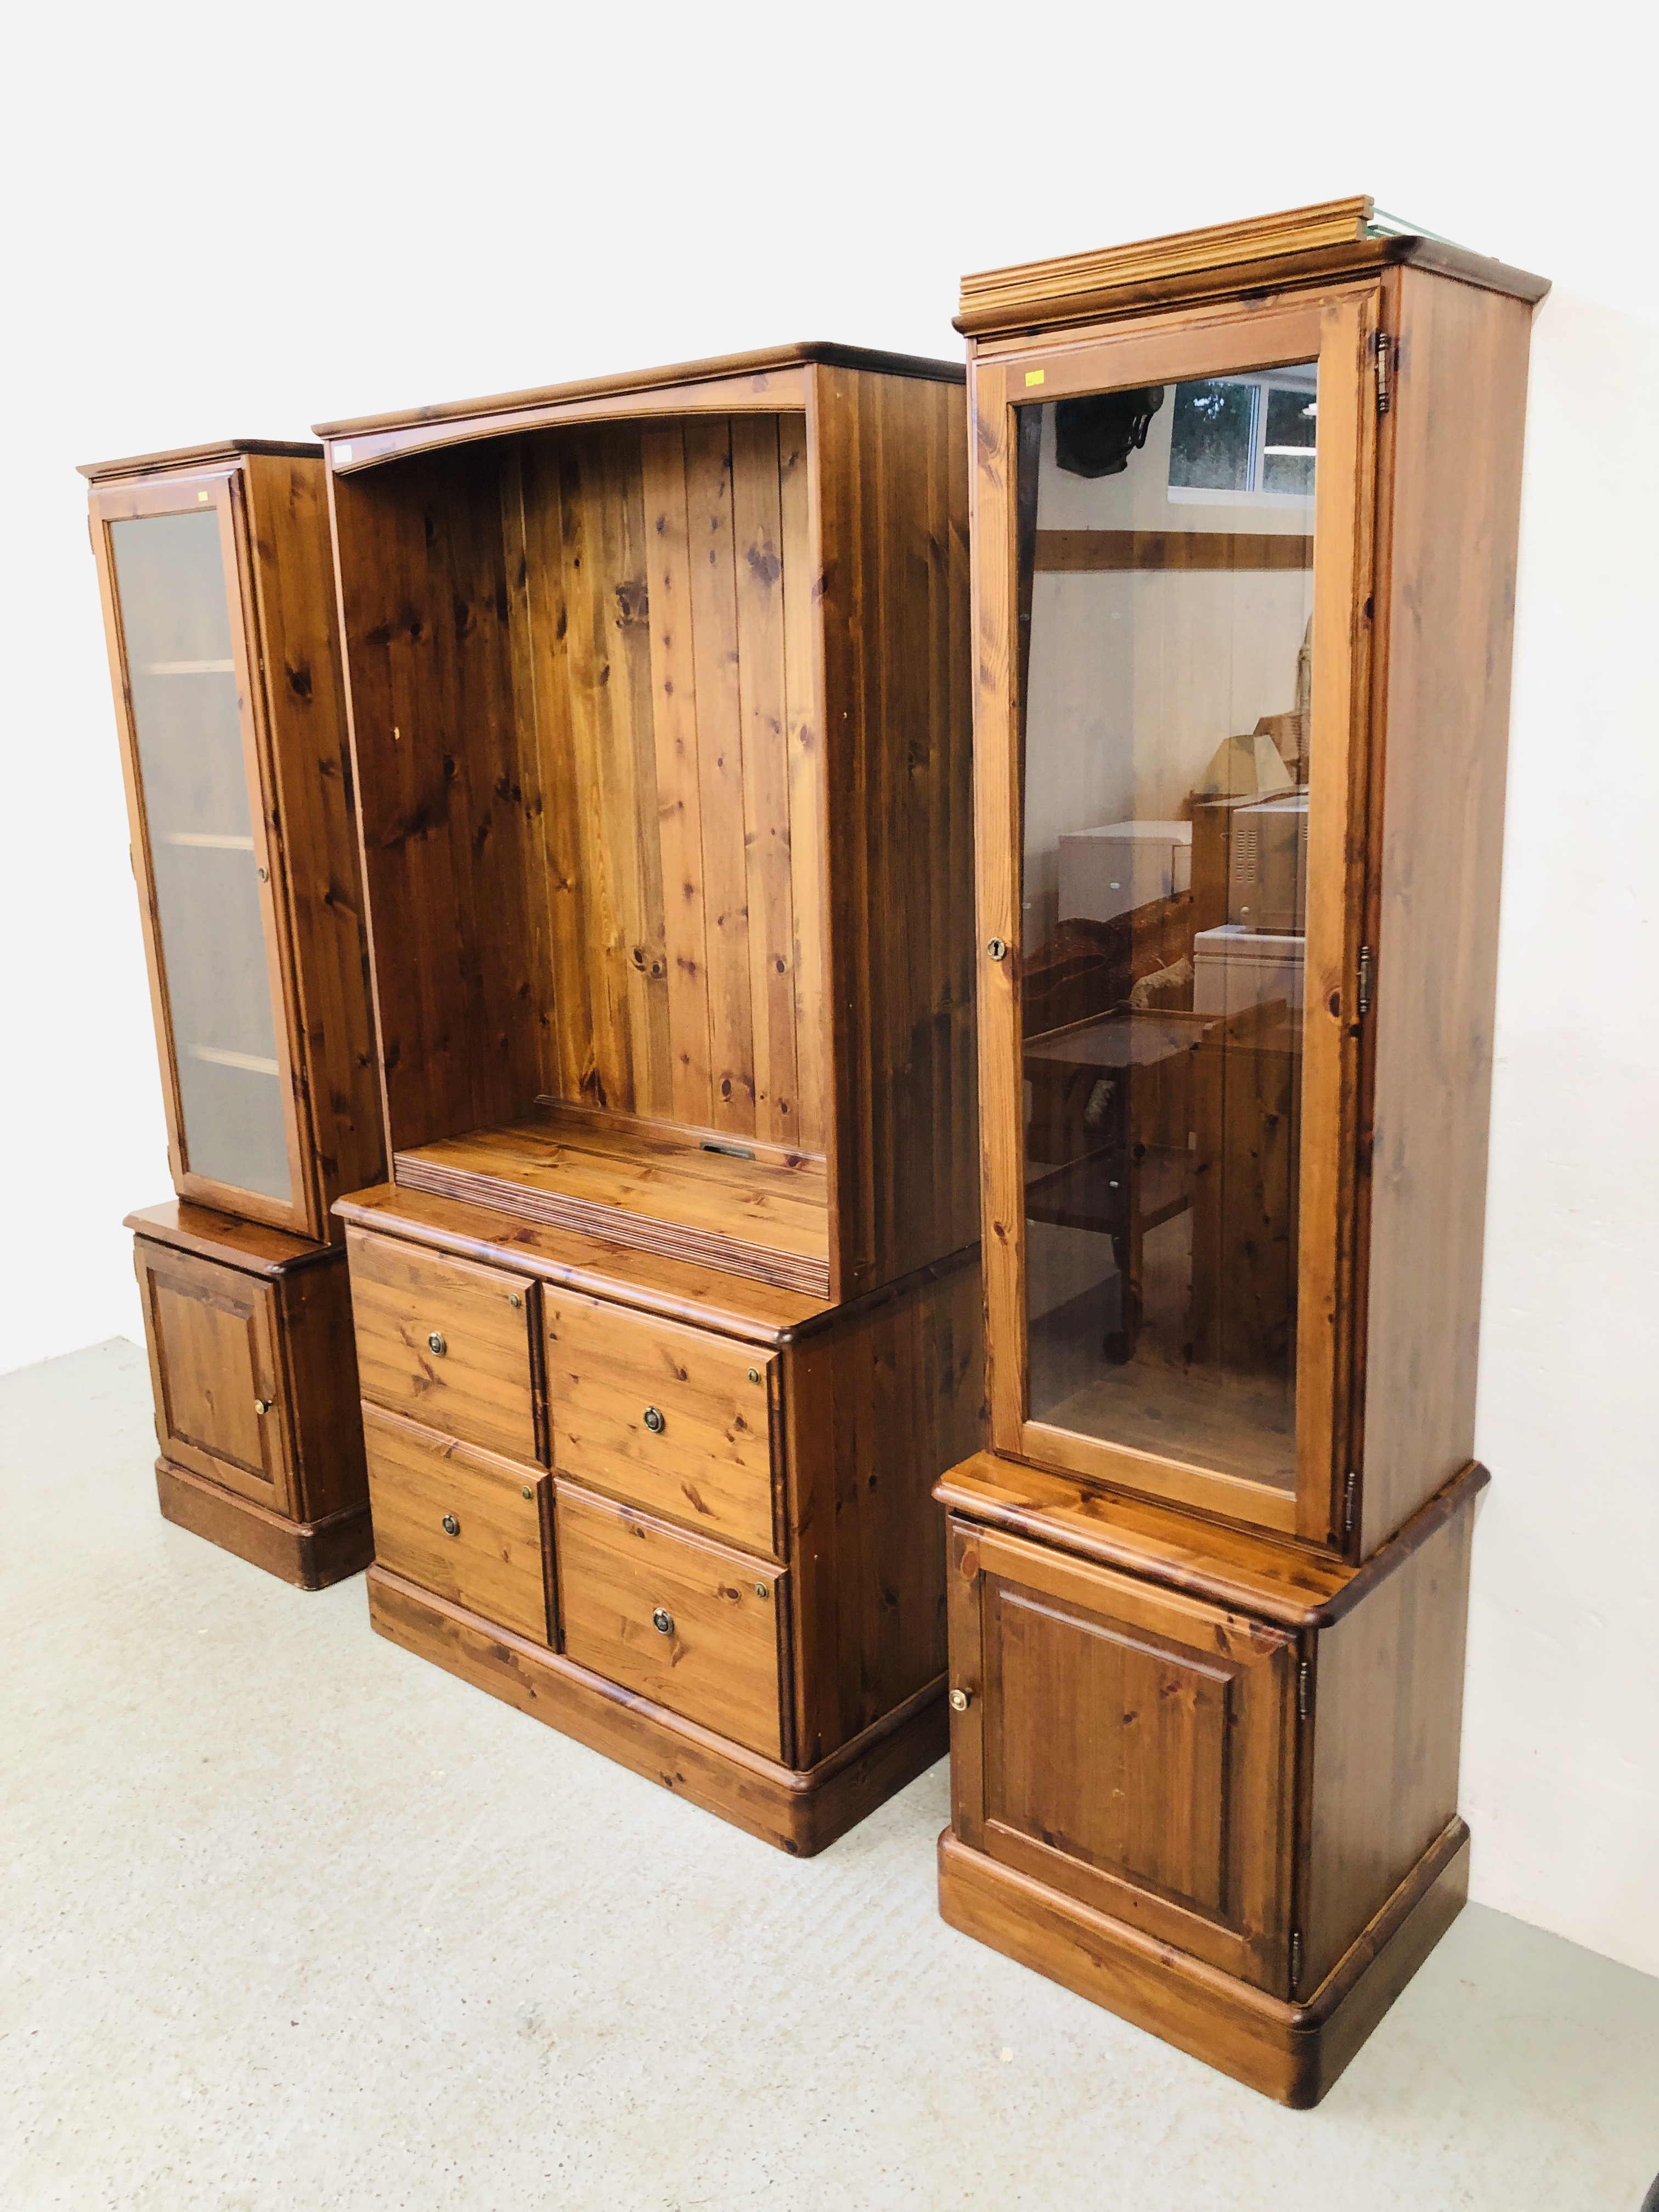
319,345,983,1850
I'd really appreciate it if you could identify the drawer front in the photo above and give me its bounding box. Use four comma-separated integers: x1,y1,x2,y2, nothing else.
556,1484,787,1761
347,1228,538,1462
364,1403,551,1643
134,1238,293,1512
546,1293,777,1555
948,1518,1296,1993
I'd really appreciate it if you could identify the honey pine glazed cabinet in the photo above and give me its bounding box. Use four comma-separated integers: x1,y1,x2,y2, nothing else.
83,442,382,1588
937,201,1547,2101
319,345,981,1853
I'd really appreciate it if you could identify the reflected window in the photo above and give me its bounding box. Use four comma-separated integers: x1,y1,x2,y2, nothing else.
1167,371,1317,503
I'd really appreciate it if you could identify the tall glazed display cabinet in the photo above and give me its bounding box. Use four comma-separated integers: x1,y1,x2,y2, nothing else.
84,442,383,1587
936,201,1547,2100
319,345,983,1852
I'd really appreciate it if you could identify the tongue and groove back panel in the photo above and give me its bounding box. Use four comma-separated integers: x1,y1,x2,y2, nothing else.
331,415,822,1152
330,363,977,1301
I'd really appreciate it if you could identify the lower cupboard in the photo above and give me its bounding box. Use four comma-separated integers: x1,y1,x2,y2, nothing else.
343,1184,983,1853
935,1453,1484,2102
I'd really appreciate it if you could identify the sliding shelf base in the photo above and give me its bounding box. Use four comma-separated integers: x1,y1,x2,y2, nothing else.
937,1819,1470,2107
155,1458,375,1590
368,1565,947,1856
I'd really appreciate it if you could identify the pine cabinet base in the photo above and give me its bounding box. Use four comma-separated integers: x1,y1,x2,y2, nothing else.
156,1458,374,1591
938,1819,1469,2108
130,1201,370,1587
368,1566,948,1856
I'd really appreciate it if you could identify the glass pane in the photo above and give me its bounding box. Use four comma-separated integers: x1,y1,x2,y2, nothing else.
1017,360,1318,1493
112,509,292,1203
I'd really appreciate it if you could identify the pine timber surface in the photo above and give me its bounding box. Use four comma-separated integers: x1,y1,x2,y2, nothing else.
936,1453,1488,1630
366,1565,947,1855
155,1459,373,1590
937,1818,1470,2107
329,358,973,1312
334,1181,827,1346
1353,267,1535,1552
125,1199,335,1277
956,195,1549,338
78,439,321,481
393,1109,831,1297
315,342,963,443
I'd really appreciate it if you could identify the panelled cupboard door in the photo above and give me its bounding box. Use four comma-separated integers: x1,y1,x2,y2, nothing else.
949,1523,1296,1992
973,287,1381,1547
135,1239,294,1514
90,469,313,1235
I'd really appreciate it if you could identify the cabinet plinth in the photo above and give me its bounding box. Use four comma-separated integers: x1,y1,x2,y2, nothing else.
324,344,981,1843
944,198,1543,2097
86,437,383,1582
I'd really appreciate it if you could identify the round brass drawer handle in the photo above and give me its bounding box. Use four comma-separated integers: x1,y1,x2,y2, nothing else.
642,1406,665,1435
442,1513,460,1538
651,1606,674,1635
253,1397,272,1417
427,1331,447,1357
949,1687,972,1713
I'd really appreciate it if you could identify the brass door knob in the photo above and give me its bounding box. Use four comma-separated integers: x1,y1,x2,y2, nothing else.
427,1331,447,1356
253,1397,272,1417
949,1688,972,1712
651,1606,674,1635
642,1406,665,1434
442,1513,460,1537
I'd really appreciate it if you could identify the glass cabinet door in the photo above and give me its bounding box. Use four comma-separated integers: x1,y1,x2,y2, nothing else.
975,291,1378,1539
96,477,304,1222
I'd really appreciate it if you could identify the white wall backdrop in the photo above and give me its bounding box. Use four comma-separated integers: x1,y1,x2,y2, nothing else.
2,0,1654,1975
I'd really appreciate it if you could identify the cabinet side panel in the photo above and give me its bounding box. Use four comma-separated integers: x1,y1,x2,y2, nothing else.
279,1250,367,1524
244,454,383,1225
329,449,547,1155
1304,1502,1472,1985
812,368,977,1293
1360,273,1534,1549
784,1258,983,1765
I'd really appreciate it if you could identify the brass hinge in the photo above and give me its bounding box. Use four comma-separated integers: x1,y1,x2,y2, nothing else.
1297,1661,1312,1724
1357,945,1373,1017
1374,331,1392,414
1342,1470,1358,1538
1290,1930,1304,1995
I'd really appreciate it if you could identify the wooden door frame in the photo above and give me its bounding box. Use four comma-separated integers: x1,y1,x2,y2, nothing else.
970,284,1381,1548
91,466,317,1236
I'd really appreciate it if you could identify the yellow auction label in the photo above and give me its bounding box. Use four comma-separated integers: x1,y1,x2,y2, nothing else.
1024,369,1046,387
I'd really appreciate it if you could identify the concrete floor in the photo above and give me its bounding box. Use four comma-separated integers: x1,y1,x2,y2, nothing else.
4,1340,1657,2211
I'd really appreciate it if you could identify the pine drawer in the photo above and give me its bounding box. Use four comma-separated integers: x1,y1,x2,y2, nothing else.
348,1227,539,1463
364,1403,552,1643
545,1293,778,1556
555,1483,788,1760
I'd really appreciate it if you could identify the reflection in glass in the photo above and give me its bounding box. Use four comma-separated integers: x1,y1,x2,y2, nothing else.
1017,362,1318,1491
112,510,292,1203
